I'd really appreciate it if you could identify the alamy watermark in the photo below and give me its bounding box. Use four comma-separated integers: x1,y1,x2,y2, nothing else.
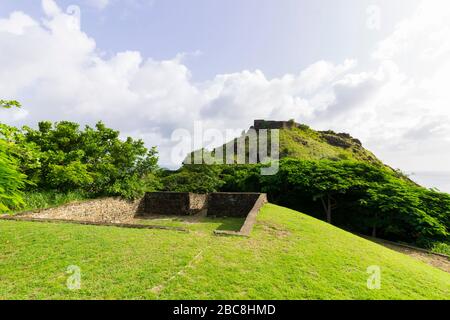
366,4,381,31
66,265,81,290
366,265,381,290
171,122,280,175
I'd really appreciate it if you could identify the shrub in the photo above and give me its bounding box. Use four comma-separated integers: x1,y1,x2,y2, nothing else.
0,141,26,212
0,101,27,212
161,165,224,193
21,190,88,212
431,242,450,256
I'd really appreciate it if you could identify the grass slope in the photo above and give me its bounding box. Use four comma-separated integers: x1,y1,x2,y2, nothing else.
279,126,382,164
0,204,448,299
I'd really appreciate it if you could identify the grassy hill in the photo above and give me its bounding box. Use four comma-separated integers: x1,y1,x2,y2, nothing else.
1,204,448,299
279,125,383,165
188,121,385,166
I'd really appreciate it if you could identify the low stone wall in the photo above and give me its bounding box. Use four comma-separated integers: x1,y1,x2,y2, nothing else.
189,193,208,214
18,197,142,223
206,193,262,217
8,192,268,236
142,192,190,215
214,193,268,236
140,192,208,216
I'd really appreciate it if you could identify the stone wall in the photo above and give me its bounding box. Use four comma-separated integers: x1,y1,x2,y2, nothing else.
253,119,298,130
13,192,267,235
142,192,190,215
19,197,142,223
189,193,208,214
214,193,268,236
206,192,262,217
140,192,264,218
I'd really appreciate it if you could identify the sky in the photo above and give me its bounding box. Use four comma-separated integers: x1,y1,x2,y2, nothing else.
1,0,450,192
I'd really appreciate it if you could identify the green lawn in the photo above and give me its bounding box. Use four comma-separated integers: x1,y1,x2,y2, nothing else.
0,204,448,299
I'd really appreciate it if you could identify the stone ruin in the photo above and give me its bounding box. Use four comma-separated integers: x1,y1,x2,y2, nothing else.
3,192,268,237
252,119,299,130
141,192,267,236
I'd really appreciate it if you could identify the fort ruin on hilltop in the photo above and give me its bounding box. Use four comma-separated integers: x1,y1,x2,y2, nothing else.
252,119,299,130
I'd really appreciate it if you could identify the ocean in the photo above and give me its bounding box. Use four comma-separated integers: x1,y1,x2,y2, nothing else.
410,171,450,194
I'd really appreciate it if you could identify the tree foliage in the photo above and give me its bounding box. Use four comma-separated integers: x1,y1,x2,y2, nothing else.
0,121,160,200
161,165,224,193
0,100,21,109
0,101,26,211
0,140,26,211
194,159,449,246
261,159,450,243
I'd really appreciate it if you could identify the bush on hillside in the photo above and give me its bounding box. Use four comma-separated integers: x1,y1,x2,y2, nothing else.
0,141,26,211
0,101,27,211
161,165,224,193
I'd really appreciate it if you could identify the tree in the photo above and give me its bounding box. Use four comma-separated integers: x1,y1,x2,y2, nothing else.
262,159,384,223
0,141,26,211
259,158,449,245
161,165,224,193
361,182,448,244
0,100,26,211
1,120,160,199
0,100,21,109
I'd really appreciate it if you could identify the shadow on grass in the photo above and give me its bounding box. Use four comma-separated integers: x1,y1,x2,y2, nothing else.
134,214,245,232
214,218,245,232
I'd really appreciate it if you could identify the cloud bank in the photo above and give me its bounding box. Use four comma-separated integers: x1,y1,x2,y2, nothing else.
1,0,450,183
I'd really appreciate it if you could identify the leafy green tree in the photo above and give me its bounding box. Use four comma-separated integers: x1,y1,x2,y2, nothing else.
256,158,448,245
261,159,386,223
0,123,42,185
161,165,224,193
0,141,26,211
0,101,26,211
361,182,448,243
1,120,160,199
220,164,262,192
0,100,21,109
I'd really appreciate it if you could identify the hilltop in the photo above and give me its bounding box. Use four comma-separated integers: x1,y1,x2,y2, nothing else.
190,119,387,167
177,120,449,252
263,120,383,165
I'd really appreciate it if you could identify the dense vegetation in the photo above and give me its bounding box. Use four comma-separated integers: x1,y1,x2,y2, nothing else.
1,103,448,252
0,139,26,211
0,101,27,211
1,102,160,212
161,159,450,250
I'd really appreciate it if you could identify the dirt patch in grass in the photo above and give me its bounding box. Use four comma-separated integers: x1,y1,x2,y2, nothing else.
260,221,291,238
364,237,450,273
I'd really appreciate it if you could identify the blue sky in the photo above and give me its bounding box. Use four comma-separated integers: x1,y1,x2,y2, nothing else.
1,0,450,191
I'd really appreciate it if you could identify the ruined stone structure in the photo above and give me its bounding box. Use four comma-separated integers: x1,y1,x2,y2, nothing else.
252,119,299,130
4,192,268,236
142,192,207,216
207,192,261,217
140,192,268,236
140,192,265,218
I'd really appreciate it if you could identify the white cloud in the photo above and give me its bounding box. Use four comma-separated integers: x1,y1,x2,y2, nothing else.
1,0,450,186
42,0,61,16
85,0,110,10
0,11,37,34
84,0,155,10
